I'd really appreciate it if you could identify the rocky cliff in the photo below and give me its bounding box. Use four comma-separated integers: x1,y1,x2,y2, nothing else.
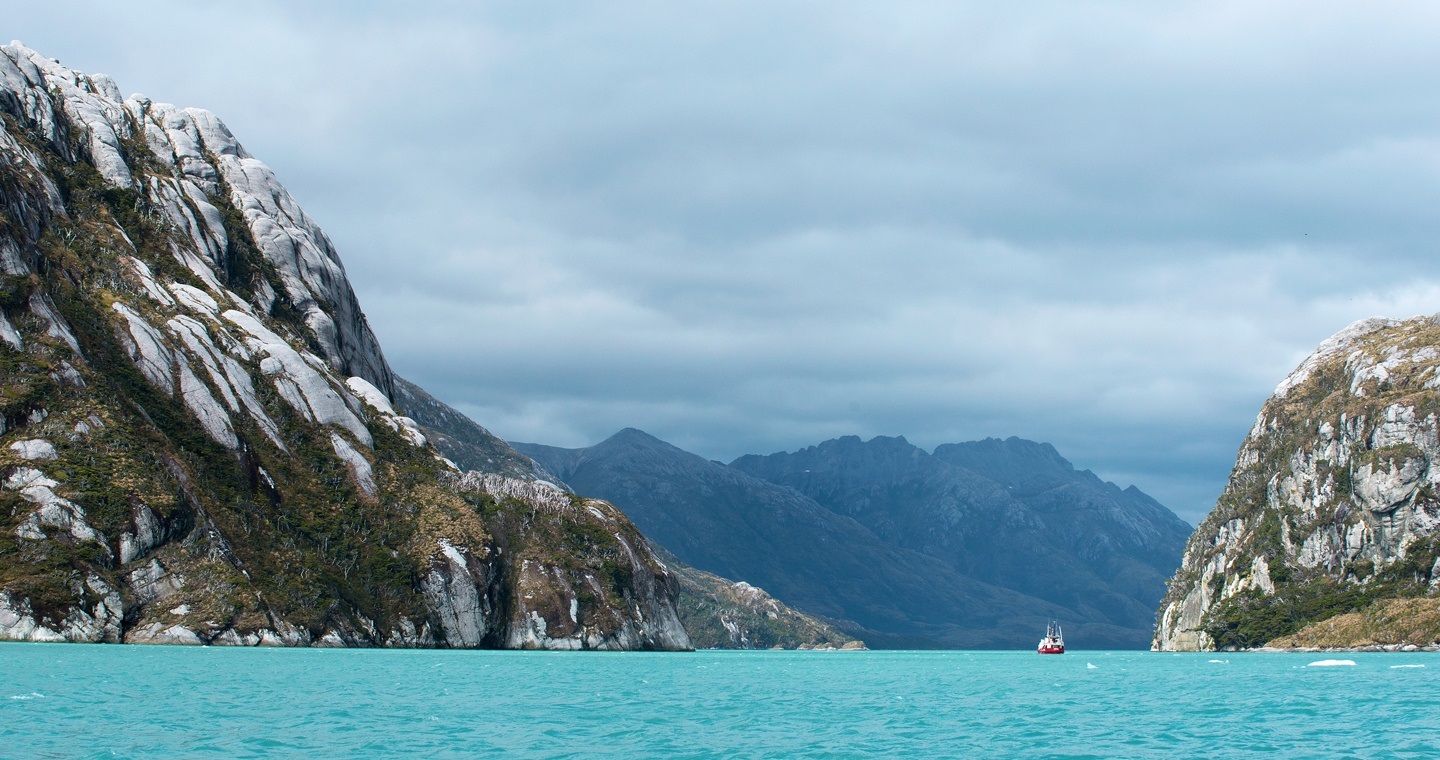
0,43,689,650
1155,316,1440,651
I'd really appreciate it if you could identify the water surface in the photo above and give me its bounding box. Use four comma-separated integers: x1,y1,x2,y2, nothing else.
3,645,1436,758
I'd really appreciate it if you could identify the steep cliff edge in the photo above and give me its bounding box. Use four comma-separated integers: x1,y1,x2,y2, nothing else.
1155,316,1440,651
0,43,688,650
392,377,555,483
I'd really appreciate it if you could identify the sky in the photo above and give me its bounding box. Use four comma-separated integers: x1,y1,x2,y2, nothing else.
12,2,1440,524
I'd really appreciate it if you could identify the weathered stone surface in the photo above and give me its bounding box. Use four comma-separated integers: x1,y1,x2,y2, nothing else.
0,42,690,652
1156,315,1440,651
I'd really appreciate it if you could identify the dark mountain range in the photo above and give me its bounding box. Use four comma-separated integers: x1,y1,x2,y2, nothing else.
733,435,1191,643
515,428,1187,648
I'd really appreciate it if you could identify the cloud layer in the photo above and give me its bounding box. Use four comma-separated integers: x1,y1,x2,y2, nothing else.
16,1,1440,522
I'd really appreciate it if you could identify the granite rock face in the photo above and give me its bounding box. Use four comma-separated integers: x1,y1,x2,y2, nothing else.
1155,316,1440,651
0,43,688,650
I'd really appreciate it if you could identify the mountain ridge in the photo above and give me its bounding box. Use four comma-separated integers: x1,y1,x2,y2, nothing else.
732,433,1190,641
516,428,1189,648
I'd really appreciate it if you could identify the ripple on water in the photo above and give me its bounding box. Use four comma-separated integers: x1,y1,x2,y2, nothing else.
1,647,1437,757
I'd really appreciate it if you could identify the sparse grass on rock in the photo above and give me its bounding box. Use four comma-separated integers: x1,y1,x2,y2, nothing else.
1266,597,1440,650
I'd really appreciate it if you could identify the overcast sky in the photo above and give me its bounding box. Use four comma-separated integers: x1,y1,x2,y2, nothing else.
14,2,1440,524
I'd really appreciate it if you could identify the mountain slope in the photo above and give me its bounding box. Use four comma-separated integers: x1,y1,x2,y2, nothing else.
392,377,554,482
732,435,1190,646
516,429,1146,648
1155,316,1440,651
647,543,859,649
0,43,688,650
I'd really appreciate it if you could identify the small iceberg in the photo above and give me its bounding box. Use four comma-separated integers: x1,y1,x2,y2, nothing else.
1390,664,1426,669
1306,659,1356,668
1086,663,1098,670
1208,659,1229,664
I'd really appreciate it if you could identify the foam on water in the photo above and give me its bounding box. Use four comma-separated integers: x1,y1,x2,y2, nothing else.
2,645,1436,757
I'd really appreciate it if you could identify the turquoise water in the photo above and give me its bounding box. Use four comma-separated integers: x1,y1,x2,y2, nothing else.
2,645,1437,758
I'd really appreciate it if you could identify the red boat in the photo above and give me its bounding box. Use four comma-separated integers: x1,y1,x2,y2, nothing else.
1037,621,1065,654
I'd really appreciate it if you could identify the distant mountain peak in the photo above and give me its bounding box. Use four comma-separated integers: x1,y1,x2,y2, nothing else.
607,427,665,444
523,427,1190,649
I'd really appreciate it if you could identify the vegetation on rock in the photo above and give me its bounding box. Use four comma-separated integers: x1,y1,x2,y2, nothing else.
1266,597,1440,650
0,43,689,650
1156,316,1440,651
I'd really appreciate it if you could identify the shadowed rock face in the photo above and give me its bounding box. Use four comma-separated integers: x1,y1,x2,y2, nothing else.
1156,316,1440,652
516,428,1188,649
0,43,688,651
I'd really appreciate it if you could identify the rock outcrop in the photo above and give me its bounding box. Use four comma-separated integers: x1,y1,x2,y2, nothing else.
651,544,859,650
0,43,689,650
1155,316,1440,651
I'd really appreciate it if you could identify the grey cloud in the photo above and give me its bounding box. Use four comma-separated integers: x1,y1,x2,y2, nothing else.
12,1,1440,524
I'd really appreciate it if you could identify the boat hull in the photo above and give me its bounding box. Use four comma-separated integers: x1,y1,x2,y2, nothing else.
1037,645,1065,654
